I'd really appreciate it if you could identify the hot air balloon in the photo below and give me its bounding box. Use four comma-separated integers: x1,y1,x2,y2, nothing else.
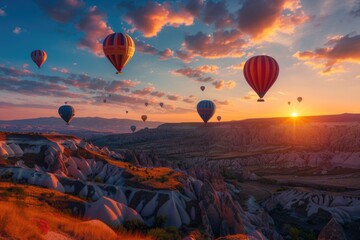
145,102,148,107
243,55,279,102
64,101,68,104
297,97,303,103
58,105,75,125
103,99,107,103
197,100,216,124
103,32,135,74
200,86,205,91
31,50,47,69
141,115,147,122
217,116,221,122
130,125,136,133
109,94,112,97
126,110,128,114
288,101,291,106
159,102,164,108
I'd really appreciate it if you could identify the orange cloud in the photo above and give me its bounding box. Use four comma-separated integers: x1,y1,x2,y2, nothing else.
294,34,360,74
123,1,194,37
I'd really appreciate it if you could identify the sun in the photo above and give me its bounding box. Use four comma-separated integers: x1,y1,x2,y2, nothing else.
291,112,298,117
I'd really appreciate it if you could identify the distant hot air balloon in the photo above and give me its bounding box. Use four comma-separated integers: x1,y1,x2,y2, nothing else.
141,115,147,122
217,116,221,122
130,125,136,133
297,97,303,103
109,94,112,97
159,102,164,108
145,102,149,107
64,101,68,105
103,99,107,103
126,110,128,114
58,105,75,125
200,86,205,91
288,101,291,106
31,50,47,69
103,32,135,74
197,100,216,124
243,55,279,102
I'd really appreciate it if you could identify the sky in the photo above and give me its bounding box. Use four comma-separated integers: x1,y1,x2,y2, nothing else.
0,0,359,123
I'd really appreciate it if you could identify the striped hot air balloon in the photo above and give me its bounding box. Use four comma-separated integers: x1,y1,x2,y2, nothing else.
243,55,279,102
31,50,47,68
197,100,216,124
103,32,135,74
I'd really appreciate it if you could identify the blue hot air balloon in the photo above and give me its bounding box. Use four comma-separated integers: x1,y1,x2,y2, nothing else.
197,100,216,124
130,125,136,133
58,105,75,125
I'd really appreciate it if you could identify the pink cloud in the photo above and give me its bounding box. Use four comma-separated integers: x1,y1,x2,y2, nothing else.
183,95,197,104
123,1,194,37
51,67,69,74
13,27,21,34
212,80,224,89
172,67,215,82
132,87,156,96
76,6,112,56
150,91,165,98
196,65,219,74
0,8,5,16
22,64,29,69
225,80,236,89
213,99,229,105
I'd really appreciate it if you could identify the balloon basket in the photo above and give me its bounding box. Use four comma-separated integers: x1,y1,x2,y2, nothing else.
257,99,265,102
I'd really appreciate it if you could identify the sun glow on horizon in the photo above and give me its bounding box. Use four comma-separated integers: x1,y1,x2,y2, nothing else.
291,112,298,117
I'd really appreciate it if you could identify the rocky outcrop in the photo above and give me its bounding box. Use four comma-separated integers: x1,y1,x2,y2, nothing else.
318,218,347,240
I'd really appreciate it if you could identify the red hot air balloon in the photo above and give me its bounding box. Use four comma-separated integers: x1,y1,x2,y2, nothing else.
200,86,205,91
31,50,47,69
141,115,147,122
243,55,279,102
103,33,135,74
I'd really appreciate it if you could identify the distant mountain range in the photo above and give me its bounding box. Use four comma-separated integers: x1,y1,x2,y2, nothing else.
1,113,359,138
0,117,163,137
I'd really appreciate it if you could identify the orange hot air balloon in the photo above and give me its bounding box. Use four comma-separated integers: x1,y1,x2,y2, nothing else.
243,55,279,102
141,115,147,122
103,33,135,74
31,50,47,69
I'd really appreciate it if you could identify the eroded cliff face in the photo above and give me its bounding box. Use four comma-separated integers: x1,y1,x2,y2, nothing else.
0,132,271,239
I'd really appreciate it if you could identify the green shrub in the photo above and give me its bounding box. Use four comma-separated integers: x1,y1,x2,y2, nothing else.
289,226,300,240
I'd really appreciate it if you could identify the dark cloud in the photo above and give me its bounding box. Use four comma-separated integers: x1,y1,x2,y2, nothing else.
172,67,215,82
150,91,165,98
134,39,174,60
132,87,155,96
33,0,84,23
294,34,360,74
167,94,181,101
351,0,360,17
203,0,234,29
183,95,197,104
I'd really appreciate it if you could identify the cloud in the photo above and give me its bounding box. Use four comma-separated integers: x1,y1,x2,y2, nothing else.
196,65,219,74
177,29,247,61
213,99,229,105
183,95,197,104
22,64,29,69
150,91,165,98
236,0,308,39
33,0,84,23
13,27,21,34
351,0,360,17
0,101,55,110
294,33,360,74
76,6,112,56
225,80,236,89
134,39,174,60
243,91,258,100
167,94,181,101
202,0,235,29
213,80,236,90
51,67,69,74
172,67,215,82
0,8,5,16
122,1,194,37
104,79,139,92
212,80,224,89
227,62,244,70
132,86,156,96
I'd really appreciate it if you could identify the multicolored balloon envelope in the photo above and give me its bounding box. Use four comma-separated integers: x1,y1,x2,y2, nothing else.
103,32,135,74
130,125,136,132
31,50,47,68
58,105,75,125
197,100,216,124
243,55,279,102
141,115,147,122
